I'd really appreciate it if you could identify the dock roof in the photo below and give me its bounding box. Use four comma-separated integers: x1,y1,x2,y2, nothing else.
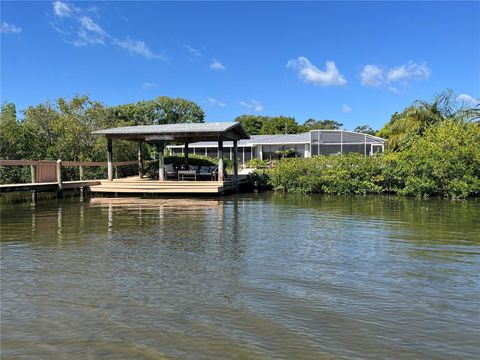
93,122,250,142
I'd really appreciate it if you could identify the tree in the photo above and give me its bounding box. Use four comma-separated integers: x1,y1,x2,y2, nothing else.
0,103,24,159
393,120,480,198
234,115,299,134
299,119,343,132
234,114,264,135
354,125,376,135
113,96,205,125
378,89,480,151
261,116,299,134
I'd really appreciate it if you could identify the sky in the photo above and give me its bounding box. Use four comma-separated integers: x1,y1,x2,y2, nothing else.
1,1,479,130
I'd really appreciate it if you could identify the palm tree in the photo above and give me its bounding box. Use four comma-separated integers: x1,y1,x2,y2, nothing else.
379,89,479,151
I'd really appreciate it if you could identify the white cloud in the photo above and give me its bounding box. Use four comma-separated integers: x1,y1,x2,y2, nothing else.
51,1,166,60
360,61,431,91
115,37,167,60
143,82,158,89
1,22,22,34
53,0,74,17
286,57,346,86
69,16,107,46
457,94,479,106
360,65,383,87
210,58,226,70
240,99,263,112
207,97,226,108
184,45,202,58
386,61,430,82
342,104,352,113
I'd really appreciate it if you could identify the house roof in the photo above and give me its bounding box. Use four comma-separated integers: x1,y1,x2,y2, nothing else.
168,133,311,147
92,122,250,142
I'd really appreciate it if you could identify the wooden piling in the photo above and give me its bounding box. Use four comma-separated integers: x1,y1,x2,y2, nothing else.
56,159,64,198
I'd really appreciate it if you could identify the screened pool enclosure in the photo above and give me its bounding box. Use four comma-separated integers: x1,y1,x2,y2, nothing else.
310,130,385,156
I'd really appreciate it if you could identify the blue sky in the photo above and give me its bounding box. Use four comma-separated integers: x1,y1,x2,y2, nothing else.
1,1,479,130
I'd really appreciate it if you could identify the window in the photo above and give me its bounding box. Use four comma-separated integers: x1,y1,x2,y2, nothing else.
206,147,218,158
343,144,364,155
243,147,252,163
262,145,304,160
170,148,183,155
319,144,341,155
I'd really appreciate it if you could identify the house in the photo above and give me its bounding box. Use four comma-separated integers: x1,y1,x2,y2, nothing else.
167,130,386,164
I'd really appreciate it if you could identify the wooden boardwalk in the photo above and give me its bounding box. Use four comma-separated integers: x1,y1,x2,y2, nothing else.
89,178,239,195
0,180,101,194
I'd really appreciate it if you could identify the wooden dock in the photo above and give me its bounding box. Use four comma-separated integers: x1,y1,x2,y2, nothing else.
0,180,101,194
89,178,239,195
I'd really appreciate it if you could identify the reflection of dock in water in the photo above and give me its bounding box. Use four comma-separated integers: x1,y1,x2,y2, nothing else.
89,197,221,209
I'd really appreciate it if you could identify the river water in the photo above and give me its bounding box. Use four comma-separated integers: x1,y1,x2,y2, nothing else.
1,193,479,359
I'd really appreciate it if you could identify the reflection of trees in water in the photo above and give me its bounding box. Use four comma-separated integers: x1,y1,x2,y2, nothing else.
267,193,480,245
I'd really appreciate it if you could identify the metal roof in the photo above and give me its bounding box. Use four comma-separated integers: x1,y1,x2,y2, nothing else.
92,122,250,142
167,131,386,148
168,133,311,147
249,133,311,144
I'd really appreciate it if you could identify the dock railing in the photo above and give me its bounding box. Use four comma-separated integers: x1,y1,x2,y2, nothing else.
0,159,138,184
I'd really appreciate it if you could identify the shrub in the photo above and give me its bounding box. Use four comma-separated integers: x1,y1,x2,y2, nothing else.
246,158,268,169
394,120,480,198
266,154,384,195
263,120,480,199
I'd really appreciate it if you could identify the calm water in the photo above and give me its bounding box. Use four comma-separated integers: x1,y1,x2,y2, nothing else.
1,193,479,359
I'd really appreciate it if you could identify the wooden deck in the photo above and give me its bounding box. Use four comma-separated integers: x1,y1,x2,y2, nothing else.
89,177,239,195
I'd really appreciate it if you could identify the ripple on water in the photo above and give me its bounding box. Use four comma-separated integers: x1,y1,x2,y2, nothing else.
1,194,480,359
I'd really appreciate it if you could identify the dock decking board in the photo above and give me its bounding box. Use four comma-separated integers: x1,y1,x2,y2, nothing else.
89,178,238,195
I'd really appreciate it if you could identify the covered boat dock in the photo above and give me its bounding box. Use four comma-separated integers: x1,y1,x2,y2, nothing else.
91,122,250,195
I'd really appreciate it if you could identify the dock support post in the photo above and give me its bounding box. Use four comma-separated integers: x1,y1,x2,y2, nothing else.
157,143,165,181
233,140,238,183
107,138,113,181
138,142,144,178
218,140,224,182
79,165,84,181
184,142,189,168
56,159,64,199
30,165,36,183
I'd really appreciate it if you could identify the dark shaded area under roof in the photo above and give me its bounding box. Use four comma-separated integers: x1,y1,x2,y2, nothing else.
92,122,250,142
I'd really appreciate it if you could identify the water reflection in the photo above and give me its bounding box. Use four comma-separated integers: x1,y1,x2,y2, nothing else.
1,194,479,359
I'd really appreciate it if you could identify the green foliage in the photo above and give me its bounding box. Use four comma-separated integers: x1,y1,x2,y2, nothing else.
261,116,299,134
0,95,206,183
112,96,205,125
234,115,345,135
353,124,376,135
234,115,299,134
249,170,270,189
246,158,268,168
298,118,343,132
275,148,295,159
378,89,480,151
262,120,480,198
389,120,480,198
265,154,383,195
233,115,264,135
